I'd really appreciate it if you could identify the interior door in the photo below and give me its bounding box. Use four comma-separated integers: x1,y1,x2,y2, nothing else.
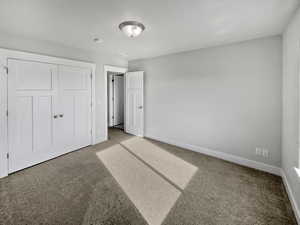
58,65,92,152
113,75,124,126
8,60,92,173
8,59,59,173
125,71,144,137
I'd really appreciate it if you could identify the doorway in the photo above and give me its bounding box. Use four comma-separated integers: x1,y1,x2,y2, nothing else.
104,66,128,140
108,72,125,130
104,65,144,140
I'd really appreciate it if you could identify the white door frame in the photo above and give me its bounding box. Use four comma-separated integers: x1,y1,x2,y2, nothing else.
107,73,114,127
0,48,96,178
104,65,128,140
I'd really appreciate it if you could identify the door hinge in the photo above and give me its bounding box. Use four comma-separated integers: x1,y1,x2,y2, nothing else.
112,79,114,82
6,153,9,159
6,110,8,117
90,130,92,135
90,73,92,79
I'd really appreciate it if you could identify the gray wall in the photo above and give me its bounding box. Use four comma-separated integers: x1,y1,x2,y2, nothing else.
0,32,128,142
129,36,282,167
282,7,300,212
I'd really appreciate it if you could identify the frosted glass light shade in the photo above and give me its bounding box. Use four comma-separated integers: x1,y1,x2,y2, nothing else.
119,21,145,38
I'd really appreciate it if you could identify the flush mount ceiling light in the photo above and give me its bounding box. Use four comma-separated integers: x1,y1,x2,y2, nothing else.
119,21,145,38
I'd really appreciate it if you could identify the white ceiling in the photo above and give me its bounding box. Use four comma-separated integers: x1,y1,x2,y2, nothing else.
0,0,298,60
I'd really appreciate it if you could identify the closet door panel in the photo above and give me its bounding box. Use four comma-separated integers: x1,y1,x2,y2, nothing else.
58,65,92,151
15,96,33,154
34,96,54,152
57,95,75,151
60,66,88,90
74,95,91,147
15,60,53,90
8,59,59,173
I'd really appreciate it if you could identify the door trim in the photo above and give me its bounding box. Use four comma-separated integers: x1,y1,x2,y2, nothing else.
0,48,96,178
103,65,128,142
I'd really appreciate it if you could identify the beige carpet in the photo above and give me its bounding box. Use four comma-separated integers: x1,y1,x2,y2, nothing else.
121,137,198,190
96,144,181,225
0,128,297,225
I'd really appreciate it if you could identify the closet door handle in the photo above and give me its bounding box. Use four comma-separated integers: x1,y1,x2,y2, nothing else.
53,115,58,119
59,114,64,118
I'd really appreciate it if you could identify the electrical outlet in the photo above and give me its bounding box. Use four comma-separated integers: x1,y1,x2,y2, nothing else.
262,149,269,158
255,147,269,158
255,147,262,156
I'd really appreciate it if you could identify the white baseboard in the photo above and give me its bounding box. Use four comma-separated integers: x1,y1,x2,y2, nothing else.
146,134,281,176
281,169,300,224
146,134,300,223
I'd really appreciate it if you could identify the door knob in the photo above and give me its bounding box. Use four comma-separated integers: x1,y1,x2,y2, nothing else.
138,106,143,109
53,115,58,119
59,114,64,118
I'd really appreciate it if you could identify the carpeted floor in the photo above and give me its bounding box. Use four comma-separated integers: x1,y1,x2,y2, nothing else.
0,128,297,225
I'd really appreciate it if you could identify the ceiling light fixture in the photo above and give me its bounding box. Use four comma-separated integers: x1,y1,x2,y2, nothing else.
119,21,145,38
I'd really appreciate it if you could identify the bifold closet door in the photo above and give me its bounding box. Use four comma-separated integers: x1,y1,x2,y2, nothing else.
57,65,92,152
8,59,60,173
8,60,92,173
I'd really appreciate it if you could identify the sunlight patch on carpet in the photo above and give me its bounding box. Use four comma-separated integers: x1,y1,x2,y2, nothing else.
122,137,198,189
97,145,181,225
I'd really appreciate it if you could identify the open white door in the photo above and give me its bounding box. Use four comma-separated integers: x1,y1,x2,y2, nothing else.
125,71,144,137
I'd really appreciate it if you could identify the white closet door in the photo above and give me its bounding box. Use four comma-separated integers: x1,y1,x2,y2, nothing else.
113,75,124,126
125,71,144,137
58,65,92,152
8,59,59,173
8,60,93,173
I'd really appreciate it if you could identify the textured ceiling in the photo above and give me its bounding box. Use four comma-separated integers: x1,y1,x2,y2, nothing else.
0,0,298,60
